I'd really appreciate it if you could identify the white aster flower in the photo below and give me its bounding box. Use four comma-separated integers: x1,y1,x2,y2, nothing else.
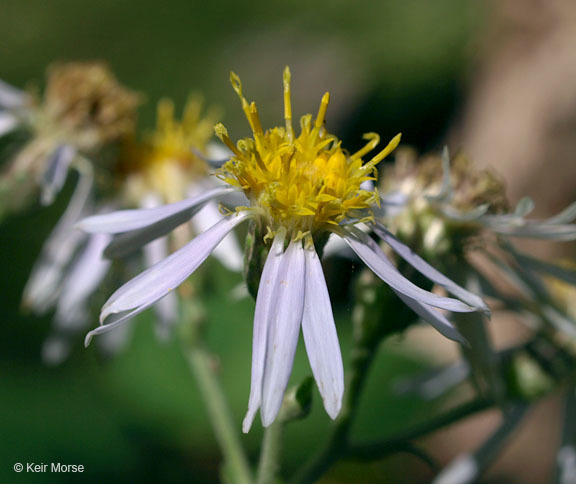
79,68,488,431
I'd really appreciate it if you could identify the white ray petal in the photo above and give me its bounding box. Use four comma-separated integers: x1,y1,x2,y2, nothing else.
261,239,306,427
374,222,490,315
54,233,111,329
302,245,344,419
242,230,286,433
78,187,234,234
40,144,77,206
191,199,244,272
143,234,179,339
22,172,92,312
85,212,249,346
0,111,17,137
0,78,25,109
343,228,474,313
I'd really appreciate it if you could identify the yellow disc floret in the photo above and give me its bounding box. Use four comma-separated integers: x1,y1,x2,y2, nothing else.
121,96,217,204
215,67,401,237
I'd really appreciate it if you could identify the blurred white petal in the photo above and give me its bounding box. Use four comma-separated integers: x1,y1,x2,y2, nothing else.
85,212,250,345
191,199,244,271
0,111,17,137
143,234,179,339
23,171,92,312
0,78,25,109
54,233,111,329
40,145,77,206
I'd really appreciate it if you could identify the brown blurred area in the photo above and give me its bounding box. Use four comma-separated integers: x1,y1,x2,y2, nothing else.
455,0,576,240
423,1,576,482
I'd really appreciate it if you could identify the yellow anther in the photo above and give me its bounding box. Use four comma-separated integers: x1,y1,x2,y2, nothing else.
283,66,294,141
214,123,242,157
351,133,380,160
364,133,402,170
230,71,256,132
183,95,202,127
314,92,330,130
230,71,246,105
157,98,174,131
249,102,264,136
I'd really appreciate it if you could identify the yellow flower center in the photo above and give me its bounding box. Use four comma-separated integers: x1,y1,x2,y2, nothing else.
121,97,215,204
215,67,401,238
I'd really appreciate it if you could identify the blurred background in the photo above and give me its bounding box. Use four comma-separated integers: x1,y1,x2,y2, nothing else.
1,0,575,482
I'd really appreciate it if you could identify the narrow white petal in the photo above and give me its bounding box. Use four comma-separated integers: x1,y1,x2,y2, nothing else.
395,292,467,344
343,228,474,313
206,141,233,163
322,233,355,259
0,78,25,109
40,144,77,206
96,319,134,356
153,292,179,340
0,111,17,137
78,187,234,234
242,231,286,433
42,337,71,366
261,239,306,427
374,191,410,218
143,235,179,338
359,179,374,191
85,212,249,345
302,246,344,419
374,222,490,315
54,233,111,329
191,200,244,272
22,228,85,313
23,171,93,311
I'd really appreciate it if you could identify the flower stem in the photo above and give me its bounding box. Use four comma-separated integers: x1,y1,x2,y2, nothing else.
184,344,254,484
347,397,492,460
256,421,283,484
290,340,378,484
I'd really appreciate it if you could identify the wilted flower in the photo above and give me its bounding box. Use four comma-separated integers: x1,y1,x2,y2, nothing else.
24,94,239,362
79,68,487,431
382,148,576,482
0,61,139,212
381,148,576,257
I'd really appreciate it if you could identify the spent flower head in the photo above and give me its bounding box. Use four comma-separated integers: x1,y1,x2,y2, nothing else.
39,61,140,150
380,147,576,260
0,61,139,212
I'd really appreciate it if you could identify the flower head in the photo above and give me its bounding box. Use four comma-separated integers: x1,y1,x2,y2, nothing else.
40,61,140,150
380,147,576,259
0,61,139,212
120,96,215,205
79,68,487,431
216,68,400,239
